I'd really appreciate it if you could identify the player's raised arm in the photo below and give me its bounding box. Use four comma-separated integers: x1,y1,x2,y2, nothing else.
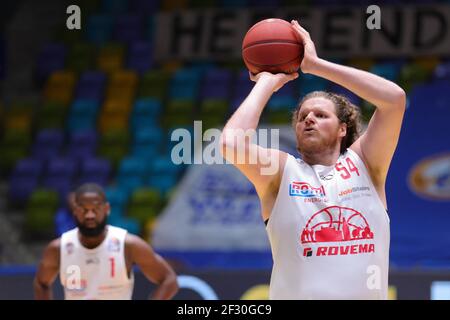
292,20,406,188
126,234,178,300
33,239,60,300
219,72,297,220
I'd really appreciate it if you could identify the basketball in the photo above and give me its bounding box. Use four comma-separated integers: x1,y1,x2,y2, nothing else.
242,18,304,74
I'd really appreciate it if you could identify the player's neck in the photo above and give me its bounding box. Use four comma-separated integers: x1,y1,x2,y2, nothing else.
78,228,108,249
301,147,341,166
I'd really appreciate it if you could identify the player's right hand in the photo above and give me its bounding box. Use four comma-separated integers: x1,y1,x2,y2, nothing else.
249,71,299,92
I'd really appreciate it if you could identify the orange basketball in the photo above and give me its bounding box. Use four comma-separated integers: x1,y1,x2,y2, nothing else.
242,18,304,74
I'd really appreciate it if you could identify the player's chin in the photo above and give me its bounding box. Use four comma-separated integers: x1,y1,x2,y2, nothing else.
298,138,321,152
84,222,98,228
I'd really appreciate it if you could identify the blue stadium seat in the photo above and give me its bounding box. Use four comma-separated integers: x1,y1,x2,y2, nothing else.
147,173,178,195
370,62,402,82
117,157,151,195
109,215,141,235
433,61,450,81
169,68,202,100
131,98,162,129
298,73,329,97
267,96,297,111
102,0,129,13
134,126,164,142
68,100,99,132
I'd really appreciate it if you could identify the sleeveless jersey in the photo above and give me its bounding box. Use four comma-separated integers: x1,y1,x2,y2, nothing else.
267,149,390,299
60,225,134,300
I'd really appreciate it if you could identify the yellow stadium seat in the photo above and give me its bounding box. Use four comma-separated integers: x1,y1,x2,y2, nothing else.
109,70,138,89
97,44,124,73
161,0,188,11
413,56,440,74
44,70,76,105
98,114,129,134
105,86,136,102
348,57,375,71
102,98,133,116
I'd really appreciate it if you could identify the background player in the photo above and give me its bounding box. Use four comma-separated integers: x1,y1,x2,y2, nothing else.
34,183,179,300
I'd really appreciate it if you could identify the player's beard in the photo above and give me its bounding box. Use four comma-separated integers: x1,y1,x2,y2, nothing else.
76,216,108,238
297,132,340,157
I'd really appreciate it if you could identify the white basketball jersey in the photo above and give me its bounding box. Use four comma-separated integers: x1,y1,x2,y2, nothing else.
267,149,390,300
60,225,134,300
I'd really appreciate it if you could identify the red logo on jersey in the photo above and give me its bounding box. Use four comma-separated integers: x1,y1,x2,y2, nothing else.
300,206,375,257
65,242,74,255
107,237,120,252
289,181,326,198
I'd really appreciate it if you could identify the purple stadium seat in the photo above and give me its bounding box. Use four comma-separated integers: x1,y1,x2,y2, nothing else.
276,80,296,98
115,14,143,43
329,83,361,106
232,69,254,101
45,157,78,183
78,158,112,186
79,71,106,88
10,158,44,180
32,129,64,160
36,43,66,81
129,0,159,14
42,176,73,205
66,130,98,159
230,97,243,113
8,158,45,204
248,0,279,7
42,156,77,203
200,69,233,100
75,71,106,100
127,41,153,74
8,176,39,205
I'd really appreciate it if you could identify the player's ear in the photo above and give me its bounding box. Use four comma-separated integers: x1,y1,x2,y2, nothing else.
339,122,347,138
105,202,111,216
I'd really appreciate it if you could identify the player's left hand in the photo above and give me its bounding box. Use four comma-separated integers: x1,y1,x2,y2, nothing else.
291,20,319,74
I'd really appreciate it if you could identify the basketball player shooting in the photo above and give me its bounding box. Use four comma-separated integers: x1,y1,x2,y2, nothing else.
220,20,406,299
33,183,179,300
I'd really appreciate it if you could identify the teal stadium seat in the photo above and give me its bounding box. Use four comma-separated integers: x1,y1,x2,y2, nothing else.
86,14,114,45
68,99,99,132
131,98,162,130
117,157,151,195
298,73,329,97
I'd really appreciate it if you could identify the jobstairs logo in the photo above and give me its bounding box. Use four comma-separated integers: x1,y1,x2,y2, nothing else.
170,121,280,175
